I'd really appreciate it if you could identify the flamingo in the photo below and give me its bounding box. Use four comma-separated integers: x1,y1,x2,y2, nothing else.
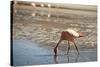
54,29,85,56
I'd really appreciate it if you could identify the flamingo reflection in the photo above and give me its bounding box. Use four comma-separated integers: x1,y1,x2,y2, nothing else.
53,52,79,63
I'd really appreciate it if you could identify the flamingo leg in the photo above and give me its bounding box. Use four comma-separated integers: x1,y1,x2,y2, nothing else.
54,39,62,56
73,42,79,55
67,41,70,55
54,54,58,64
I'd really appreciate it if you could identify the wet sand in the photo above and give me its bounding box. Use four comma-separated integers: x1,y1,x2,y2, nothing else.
13,39,97,66
13,5,97,49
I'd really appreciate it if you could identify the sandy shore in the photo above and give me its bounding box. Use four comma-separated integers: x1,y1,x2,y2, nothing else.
13,4,97,49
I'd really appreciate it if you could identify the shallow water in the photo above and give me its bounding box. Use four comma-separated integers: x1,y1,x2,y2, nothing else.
12,39,97,66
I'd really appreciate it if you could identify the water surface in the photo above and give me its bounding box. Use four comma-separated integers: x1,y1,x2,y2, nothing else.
12,39,97,66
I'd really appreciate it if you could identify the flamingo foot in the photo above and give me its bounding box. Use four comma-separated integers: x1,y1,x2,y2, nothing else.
54,48,57,56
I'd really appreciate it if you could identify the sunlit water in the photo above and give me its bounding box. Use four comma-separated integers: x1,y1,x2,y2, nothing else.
12,39,97,66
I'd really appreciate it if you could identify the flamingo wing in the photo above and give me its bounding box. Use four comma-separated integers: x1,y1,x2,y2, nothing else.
66,29,79,37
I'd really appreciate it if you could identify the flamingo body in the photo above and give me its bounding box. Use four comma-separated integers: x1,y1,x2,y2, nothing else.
65,29,79,37
61,31,74,42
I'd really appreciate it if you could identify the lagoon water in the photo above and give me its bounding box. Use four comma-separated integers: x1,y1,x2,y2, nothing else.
12,39,97,66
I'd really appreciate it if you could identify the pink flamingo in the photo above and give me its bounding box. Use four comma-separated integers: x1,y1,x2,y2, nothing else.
54,29,85,55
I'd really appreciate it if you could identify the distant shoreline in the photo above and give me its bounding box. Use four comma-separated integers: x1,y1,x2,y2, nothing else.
14,1,97,12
